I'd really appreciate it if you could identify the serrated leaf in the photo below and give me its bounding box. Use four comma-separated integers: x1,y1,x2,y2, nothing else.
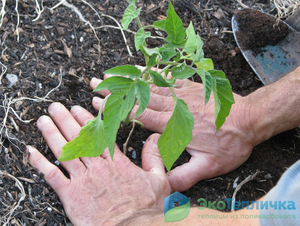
147,54,158,67
183,21,197,54
165,2,185,44
143,46,162,58
122,5,141,30
103,65,141,79
149,70,174,87
159,46,177,61
195,58,214,71
153,20,166,31
174,53,181,62
135,80,150,118
59,116,107,161
171,64,196,79
94,76,134,93
209,70,235,130
158,97,194,171
190,35,204,63
198,69,213,104
94,76,151,157
135,29,151,51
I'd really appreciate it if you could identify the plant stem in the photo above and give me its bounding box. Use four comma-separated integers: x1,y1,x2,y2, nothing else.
98,94,110,117
136,16,143,30
140,66,151,81
159,64,172,77
157,61,180,66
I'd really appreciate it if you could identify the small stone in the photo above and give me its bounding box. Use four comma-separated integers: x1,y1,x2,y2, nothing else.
56,27,65,35
6,74,18,88
132,150,137,159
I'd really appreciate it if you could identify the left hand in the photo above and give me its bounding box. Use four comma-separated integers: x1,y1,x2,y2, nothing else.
28,102,170,226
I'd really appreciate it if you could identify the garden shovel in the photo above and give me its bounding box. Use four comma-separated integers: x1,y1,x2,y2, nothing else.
232,9,300,85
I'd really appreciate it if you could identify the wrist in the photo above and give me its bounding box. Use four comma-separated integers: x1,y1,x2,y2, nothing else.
245,66,300,146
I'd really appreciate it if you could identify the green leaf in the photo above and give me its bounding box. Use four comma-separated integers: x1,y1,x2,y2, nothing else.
59,116,107,161
209,70,235,130
122,4,141,30
147,54,158,67
165,2,185,44
103,65,141,79
183,21,197,54
143,47,162,58
94,76,151,156
94,76,134,93
198,69,213,104
153,20,166,31
159,45,177,61
149,70,174,87
171,64,196,79
174,53,181,62
158,97,194,171
135,29,151,51
135,80,150,118
195,58,214,71
191,35,204,63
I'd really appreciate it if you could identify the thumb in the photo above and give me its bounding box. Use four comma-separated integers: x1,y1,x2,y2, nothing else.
167,154,219,192
142,133,165,174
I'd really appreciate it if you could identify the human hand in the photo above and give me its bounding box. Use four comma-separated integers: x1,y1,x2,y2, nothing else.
90,74,257,192
28,103,170,225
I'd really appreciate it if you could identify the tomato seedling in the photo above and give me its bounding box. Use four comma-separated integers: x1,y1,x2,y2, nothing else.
59,1,235,171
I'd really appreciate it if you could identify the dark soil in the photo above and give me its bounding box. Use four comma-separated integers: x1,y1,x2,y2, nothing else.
235,9,290,55
1,0,300,225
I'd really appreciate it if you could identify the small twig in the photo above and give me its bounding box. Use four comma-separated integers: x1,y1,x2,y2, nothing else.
50,0,101,54
236,0,249,8
0,0,7,28
32,0,44,22
101,13,133,56
14,0,20,42
0,170,26,226
231,171,260,212
273,0,300,18
123,121,135,155
0,46,8,84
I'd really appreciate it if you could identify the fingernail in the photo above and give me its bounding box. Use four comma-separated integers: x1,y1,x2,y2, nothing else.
38,116,51,125
91,77,100,85
152,134,160,146
26,145,35,153
71,106,82,116
48,103,62,113
93,96,103,105
105,74,113,78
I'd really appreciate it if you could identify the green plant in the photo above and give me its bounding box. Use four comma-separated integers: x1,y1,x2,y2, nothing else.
59,1,235,171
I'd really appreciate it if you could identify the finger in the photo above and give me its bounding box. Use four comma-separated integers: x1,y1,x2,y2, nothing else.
166,154,220,192
149,84,173,96
28,146,69,195
147,92,173,112
92,96,104,112
142,133,165,174
134,107,171,133
70,105,95,127
90,77,110,96
48,103,81,141
37,115,84,173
